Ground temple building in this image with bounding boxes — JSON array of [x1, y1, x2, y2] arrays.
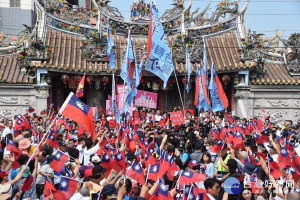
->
[[0, 0, 299, 125]]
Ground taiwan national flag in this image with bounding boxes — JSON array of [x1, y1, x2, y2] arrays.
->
[[57, 116, 65, 125], [44, 176, 57, 196], [46, 131, 59, 149], [268, 155, 284, 179], [178, 170, 206, 184], [76, 74, 85, 98], [210, 140, 224, 154], [115, 150, 126, 170], [13, 114, 27, 131], [253, 132, 269, 144], [232, 131, 244, 149], [50, 150, 69, 173], [190, 186, 209, 200], [144, 151, 157, 167], [101, 153, 114, 175], [148, 164, 165, 181], [126, 161, 145, 185], [54, 177, 78, 200], [40, 109, 48, 115], [6, 138, 22, 159], [158, 178, 173, 200], [170, 112, 185, 125], [27, 106, 35, 113], [21, 175, 33, 191], [59, 92, 96, 140]]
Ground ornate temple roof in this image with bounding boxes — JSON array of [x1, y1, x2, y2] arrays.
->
[[252, 62, 300, 85], [0, 0, 299, 85], [0, 54, 32, 84]]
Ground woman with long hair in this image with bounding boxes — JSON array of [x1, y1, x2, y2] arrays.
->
[[200, 152, 214, 178]]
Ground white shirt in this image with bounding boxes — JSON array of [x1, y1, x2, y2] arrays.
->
[[207, 193, 216, 200], [79, 143, 100, 165], [36, 163, 54, 184], [70, 193, 91, 200], [2, 127, 13, 138], [154, 115, 162, 122]]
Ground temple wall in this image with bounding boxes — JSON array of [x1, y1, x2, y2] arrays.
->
[[235, 85, 300, 125]]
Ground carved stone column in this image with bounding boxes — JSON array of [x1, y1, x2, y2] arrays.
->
[[234, 86, 253, 119], [35, 85, 51, 114]]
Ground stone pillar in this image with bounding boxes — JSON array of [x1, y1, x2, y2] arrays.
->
[[35, 85, 50, 114], [234, 86, 252, 119]]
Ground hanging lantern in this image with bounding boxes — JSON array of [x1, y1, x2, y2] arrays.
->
[[159, 79, 164, 86], [154, 79, 161, 86], [68, 76, 77, 89], [222, 75, 231, 88], [101, 76, 109, 89], [74, 75, 82, 84], [141, 78, 148, 86], [182, 77, 186, 84], [86, 76, 94, 89], [61, 74, 69, 88]]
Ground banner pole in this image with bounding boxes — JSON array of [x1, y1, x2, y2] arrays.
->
[[25, 114, 58, 166], [174, 70, 186, 119]]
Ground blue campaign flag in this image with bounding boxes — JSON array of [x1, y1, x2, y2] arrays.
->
[[121, 32, 137, 89], [107, 20, 115, 69], [135, 50, 145, 88], [112, 74, 121, 123], [145, 0, 174, 88], [198, 68, 211, 111], [120, 33, 130, 83], [208, 63, 225, 112], [186, 46, 192, 93]]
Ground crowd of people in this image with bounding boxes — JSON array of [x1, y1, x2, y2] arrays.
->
[[0, 107, 299, 200]]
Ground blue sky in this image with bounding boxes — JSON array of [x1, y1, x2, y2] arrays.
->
[[109, 0, 300, 39]]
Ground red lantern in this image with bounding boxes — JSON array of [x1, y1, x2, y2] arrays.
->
[[154, 79, 160, 86], [159, 79, 164, 86], [86, 76, 94, 84], [61, 74, 70, 85], [222, 75, 231, 86], [141, 78, 148, 86], [182, 77, 186, 84], [101, 76, 109, 85], [74, 75, 82, 84], [168, 78, 175, 86]]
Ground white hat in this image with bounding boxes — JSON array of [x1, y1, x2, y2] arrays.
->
[[91, 154, 101, 163]]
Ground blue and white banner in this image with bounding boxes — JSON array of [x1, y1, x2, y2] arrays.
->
[[145, 0, 174, 89], [107, 20, 115, 69], [186, 46, 192, 93]]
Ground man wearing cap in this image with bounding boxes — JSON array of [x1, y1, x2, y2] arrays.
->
[[0, 164, 30, 200]]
